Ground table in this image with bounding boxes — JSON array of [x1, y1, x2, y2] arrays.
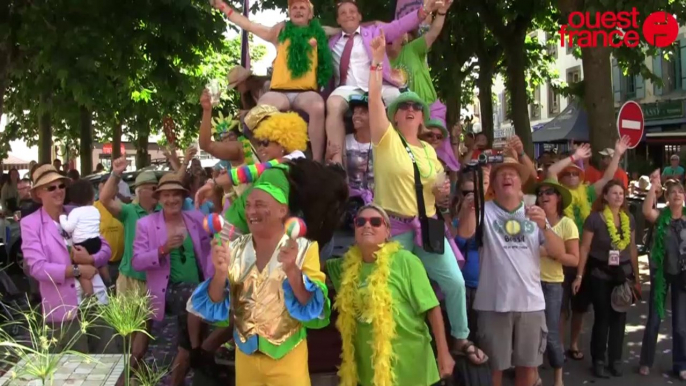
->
[[0, 354, 124, 386]]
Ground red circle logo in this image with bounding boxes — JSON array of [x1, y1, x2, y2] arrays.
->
[[643, 11, 679, 48]]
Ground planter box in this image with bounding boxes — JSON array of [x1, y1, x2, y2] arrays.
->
[[0, 354, 124, 386]]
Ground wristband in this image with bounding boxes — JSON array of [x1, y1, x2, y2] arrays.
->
[[576, 274, 582, 279], [112, 171, 122, 179], [158, 246, 167, 256], [227, 8, 233, 17], [518, 150, 525, 158], [437, 11, 447, 15], [418, 6, 427, 18], [370, 64, 382, 71], [569, 155, 576, 163]]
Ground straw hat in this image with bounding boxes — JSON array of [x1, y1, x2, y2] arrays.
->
[[153, 173, 188, 198], [530, 178, 573, 210], [31, 164, 68, 191], [490, 157, 530, 182], [244, 105, 280, 132], [227, 66, 252, 90]]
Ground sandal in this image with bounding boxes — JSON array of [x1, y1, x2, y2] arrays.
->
[[457, 341, 488, 365], [565, 349, 584, 361]]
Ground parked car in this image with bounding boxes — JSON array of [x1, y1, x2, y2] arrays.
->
[[82, 165, 170, 196]]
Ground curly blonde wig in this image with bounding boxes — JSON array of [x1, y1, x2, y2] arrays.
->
[[253, 112, 309, 153]]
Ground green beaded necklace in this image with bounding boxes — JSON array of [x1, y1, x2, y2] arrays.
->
[[400, 133, 434, 178]]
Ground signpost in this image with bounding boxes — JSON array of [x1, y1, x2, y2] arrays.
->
[[617, 101, 644, 149]]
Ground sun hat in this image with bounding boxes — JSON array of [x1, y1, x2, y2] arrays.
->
[[671, 154, 680, 161], [424, 119, 448, 137], [134, 171, 158, 188], [611, 282, 635, 313], [530, 178, 572, 210], [559, 164, 585, 182], [227, 66, 252, 90], [490, 157, 531, 183], [598, 148, 615, 157], [31, 164, 68, 191], [153, 173, 188, 198], [244, 105, 280, 132], [386, 91, 430, 123], [348, 93, 370, 109]]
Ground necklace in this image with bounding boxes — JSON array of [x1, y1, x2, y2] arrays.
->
[[400, 133, 434, 178], [336, 242, 399, 386], [651, 206, 686, 319], [601, 206, 631, 250]]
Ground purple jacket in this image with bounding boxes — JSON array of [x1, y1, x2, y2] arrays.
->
[[132, 210, 213, 320], [21, 206, 112, 322], [328, 10, 424, 87]]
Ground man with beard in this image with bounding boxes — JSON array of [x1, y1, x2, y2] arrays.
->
[[211, 0, 335, 162]]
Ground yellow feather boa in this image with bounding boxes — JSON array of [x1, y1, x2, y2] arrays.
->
[[602, 206, 632, 250], [564, 184, 592, 232], [335, 241, 399, 386]]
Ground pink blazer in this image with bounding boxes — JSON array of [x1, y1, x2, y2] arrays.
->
[[328, 10, 423, 87], [20, 206, 112, 322], [132, 210, 213, 320]]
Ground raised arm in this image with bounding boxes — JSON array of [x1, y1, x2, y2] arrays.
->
[[423, 0, 451, 47], [212, 0, 282, 44], [505, 135, 537, 184], [100, 156, 127, 218], [643, 169, 662, 223], [380, 0, 435, 43], [547, 144, 591, 180], [368, 31, 391, 145], [198, 90, 244, 161], [322, 25, 342, 37], [591, 136, 630, 194]]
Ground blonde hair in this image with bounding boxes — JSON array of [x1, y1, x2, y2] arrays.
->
[[253, 112, 308, 153]]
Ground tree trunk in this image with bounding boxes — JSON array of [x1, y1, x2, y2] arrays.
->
[[446, 71, 465, 129], [135, 117, 149, 169], [581, 46, 616, 162], [504, 35, 533, 154], [79, 106, 93, 175], [112, 119, 123, 159], [0, 40, 11, 119], [477, 73, 494, 143], [38, 94, 52, 164]]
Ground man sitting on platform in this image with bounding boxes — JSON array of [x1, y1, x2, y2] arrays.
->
[[324, 0, 441, 164]]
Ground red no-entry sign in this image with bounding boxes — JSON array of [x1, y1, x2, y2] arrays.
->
[[617, 101, 644, 149]]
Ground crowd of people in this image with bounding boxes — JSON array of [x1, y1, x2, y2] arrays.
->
[[8, 0, 686, 386]]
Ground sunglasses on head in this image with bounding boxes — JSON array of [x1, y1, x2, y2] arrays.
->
[[397, 102, 423, 112], [45, 183, 66, 192], [354, 216, 384, 228], [537, 188, 557, 197]]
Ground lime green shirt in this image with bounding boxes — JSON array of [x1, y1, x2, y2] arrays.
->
[[118, 203, 158, 281], [326, 249, 440, 386], [390, 37, 437, 105], [169, 235, 200, 284]]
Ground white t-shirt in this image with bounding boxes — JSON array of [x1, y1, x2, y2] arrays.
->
[[345, 134, 374, 191], [53, 221, 108, 305], [473, 201, 546, 313], [59, 206, 101, 244], [284, 150, 306, 160]]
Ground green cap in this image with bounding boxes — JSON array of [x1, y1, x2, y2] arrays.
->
[[386, 91, 430, 123], [424, 119, 448, 137]]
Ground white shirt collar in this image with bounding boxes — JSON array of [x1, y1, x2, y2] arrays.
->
[[343, 27, 361, 37]]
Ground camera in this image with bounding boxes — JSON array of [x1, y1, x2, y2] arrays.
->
[[463, 153, 504, 171]]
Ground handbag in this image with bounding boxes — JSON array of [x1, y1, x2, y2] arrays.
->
[[398, 135, 445, 255]]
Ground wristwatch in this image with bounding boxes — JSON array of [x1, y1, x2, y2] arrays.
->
[[544, 219, 552, 231], [73, 264, 81, 279]]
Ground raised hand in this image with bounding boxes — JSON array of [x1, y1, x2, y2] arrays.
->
[[370, 30, 386, 64], [200, 89, 213, 112], [438, 0, 452, 13], [195, 180, 215, 208], [615, 135, 631, 156], [211, 238, 231, 274], [112, 156, 128, 174], [573, 143, 592, 161], [278, 238, 299, 275], [525, 205, 547, 230], [507, 135, 524, 156]]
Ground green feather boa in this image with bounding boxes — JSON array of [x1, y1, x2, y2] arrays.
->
[[278, 20, 333, 89], [650, 206, 686, 319]]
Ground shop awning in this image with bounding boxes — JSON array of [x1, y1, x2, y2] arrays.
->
[[532, 101, 589, 143], [3, 154, 30, 168]]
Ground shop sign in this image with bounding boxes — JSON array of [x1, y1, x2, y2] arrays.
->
[[642, 100, 684, 121]]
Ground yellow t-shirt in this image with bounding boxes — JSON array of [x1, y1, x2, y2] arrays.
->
[[540, 216, 579, 283], [270, 40, 318, 91], [94, 200, 125, 262], [373, 124, 444, 218]]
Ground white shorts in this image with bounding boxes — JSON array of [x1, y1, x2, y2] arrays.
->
[[329, 85, 400, 105]]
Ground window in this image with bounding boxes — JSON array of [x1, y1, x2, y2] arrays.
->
[[546, 33, 558, 58], [625, 75, 636, 98], [548, 83, 560, 115], [567, 67, 581, 84], [662, 44, 681, 93], [530, 85, 541, 119]]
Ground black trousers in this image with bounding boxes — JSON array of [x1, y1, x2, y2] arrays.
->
[[75, 237, 102, 255], [589, 275, 627, 365]]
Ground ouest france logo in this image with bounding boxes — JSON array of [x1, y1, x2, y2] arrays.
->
[[559, 10, 679, 48]]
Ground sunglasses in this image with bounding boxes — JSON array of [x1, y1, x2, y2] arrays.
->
[[397, 102, 424, 112], [45, 183, 66, 192], [560, 171, 580, 178], [421, 132, 444, 141], [537, 188, 557, 197], [257, 139, 271, 148], [354, 216, 384, 228]]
